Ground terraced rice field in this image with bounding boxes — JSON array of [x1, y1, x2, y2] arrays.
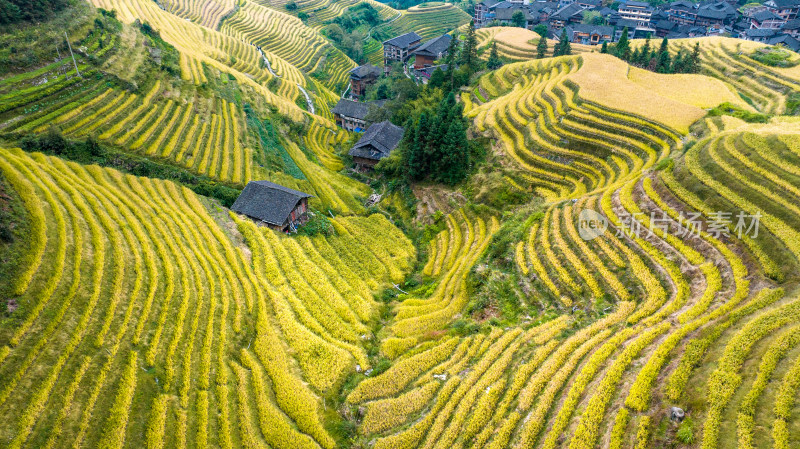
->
[[376, 2, 469, 40], [89, 0, 314, 119], [0, 0, 370, 213], [464, 56, 681, 199], [5, 3, 800, 448], [632, 36, 800, 115], [354, 106, 800, 449], [0, 147, 415, 448], [219, 0, 357, 90], [335, 40, 800, 449], [267, 0, 397, 25], [475, 26, 594, 60], [160, 0, 236, 28]]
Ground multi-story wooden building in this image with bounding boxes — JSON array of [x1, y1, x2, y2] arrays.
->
[[348, 65, 382, 98], [331, 99, 385, 132], [383, 32, 422, 68], [764, 0, 800, 20], [412, 34, 451, 69], [564, 24, 614, 44]]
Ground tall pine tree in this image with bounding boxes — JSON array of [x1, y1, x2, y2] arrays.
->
[[639, 36, 651, 65], [615, 27, 630, 61], [554, 29, 571, 56], [460, 21, 479, 71], [487, 41, 502, 69], [689, 42, 701, 73], [656, 38, 672, 73], [537, 35, 548, 59], [443, 32, 460, 89], [400, 92, 471, 185]]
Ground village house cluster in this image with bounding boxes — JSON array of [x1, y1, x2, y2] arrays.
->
[[474, 0, 800, 50], [329, 29, 455, 169]]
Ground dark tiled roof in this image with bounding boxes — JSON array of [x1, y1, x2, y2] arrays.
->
[[768, 33, 800, 50], [230, 181, 312, 226], [650, 10, 669, 20], [621, 0, 652, 7], [495, 5, 536, 20], [598, 6, 616, 16], [566, 23, 615, 36], [746, 27, 778, 37], [478, 0, 504, 8], [332, 99, 369, 119], [614, 18, 642, 28], [384, 32, 423, 48], [669, 0, 695, 9], [551, 3, 584, 20], [667, 31, 691, 38], [332, 99, 386, 120], [416, 64, 448, 78], [696, 8, 728, 19], [752, 10, 782, 21], [350, 64, 382, 79], [414, 34, 452, 57], [656, 19, 678, 30], [349, 121, 405, 161], [783, 18, 800, 29], [767, 0, 800, 8]]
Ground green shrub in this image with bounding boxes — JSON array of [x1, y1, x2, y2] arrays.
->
[[676, 417, 695, 444], [750, 47, 799, 68], [18, 130, 242, 207], [708, 102, 769, 123]]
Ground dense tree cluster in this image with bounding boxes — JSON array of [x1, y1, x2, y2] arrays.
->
[[323, 3, 381, 63], [512, 10, 526, 28], [0, 0, 72, 25], [553, 29, 571, 57], [427, 20, 484, 92], [332, 3, 380, 31], [604, 30, 700, 74], [382, 92, 472, 185]]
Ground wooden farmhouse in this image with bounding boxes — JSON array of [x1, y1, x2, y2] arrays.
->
[[331, 98, 386, 132], [348, 120, 405, 168], [383, 31, 422, 68], [412, 34, 451, 69], [349, 64, 382, 98], [230, 181, 312, 232]]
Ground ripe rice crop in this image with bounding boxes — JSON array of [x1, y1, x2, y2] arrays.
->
[[0, 148, 414, 447]]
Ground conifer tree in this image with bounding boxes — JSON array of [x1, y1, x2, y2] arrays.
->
[[656, 48, 671, 73], [631, 47, 641, 65], [689, 42, 701, 73], [460, 20, 479, 71], [487, 41, 502, 69], [511, 10, 526, 28], [671, 50, 685, 73], [600, 41, 608, 53], [536, 35, 548, 59], [561, 30, 571, 56], [615, 27, 630, 61], [658, 37, 669, 55], [640, 35, 651, 65], [554, 29, 570, 56]]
